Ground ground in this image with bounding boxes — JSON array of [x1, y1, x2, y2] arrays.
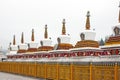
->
[[0, 72, 45, 80]]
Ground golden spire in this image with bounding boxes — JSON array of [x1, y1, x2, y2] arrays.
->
[[21, 32, 24, 43], [13, 35, 16, 45], [119, 2, 120, 23], [62, 19, 66, 35], [31, 29, 34, 41], [85, 11, 90, 30], [44, 24, 48, 39]]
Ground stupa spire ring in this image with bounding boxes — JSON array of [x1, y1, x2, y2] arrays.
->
[[21, 32, 24, 43], [85, 11, 91, 30], [44, 24, 48, 39], [62, 19, 66, 35], [31, 29, 34, 41], [13, 35, 16, 45]]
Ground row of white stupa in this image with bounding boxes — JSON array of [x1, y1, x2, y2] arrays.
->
[[9, 11, 96, 55]]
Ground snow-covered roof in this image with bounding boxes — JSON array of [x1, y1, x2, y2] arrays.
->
[[101, 44, 120, 48], [70, 47, 101, 51], [49, 49, 70, 53]]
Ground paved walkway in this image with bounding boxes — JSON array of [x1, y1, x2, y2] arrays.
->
[[0, 72, 45, 80]]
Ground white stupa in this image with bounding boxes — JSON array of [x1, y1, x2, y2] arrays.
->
[[27, 29, 38, 52], [56, 19, 73, 50], [81, 11, 96, 41], [9, 35, 18, 55], [38, 25, 53, 51], [102, 3, 120, 47], [17, 32, 28, 53], [112, 4, 120, 36], [75, 11, 99, 48]]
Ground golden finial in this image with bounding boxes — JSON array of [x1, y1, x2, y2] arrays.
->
[[118, 2, 120, 23], [21, 32, 24, 43], [62, 19, 66, 35], [85, 11, 90, 30], [31, 29, 34, 41], [13, 35, 16, 45], [44, 24, 48, 39]]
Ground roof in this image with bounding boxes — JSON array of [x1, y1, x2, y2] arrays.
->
[[70, 47, 101, 51]]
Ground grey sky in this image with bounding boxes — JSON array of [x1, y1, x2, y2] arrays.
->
[[0, 0, 119, 49]]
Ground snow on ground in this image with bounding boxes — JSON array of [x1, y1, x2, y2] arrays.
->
[[0, 72, 45, 80]]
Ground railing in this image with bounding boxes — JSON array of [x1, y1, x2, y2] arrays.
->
[[0, 61, 119, 80]]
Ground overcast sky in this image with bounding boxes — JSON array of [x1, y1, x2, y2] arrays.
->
[[0, 0, 119, 49]]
